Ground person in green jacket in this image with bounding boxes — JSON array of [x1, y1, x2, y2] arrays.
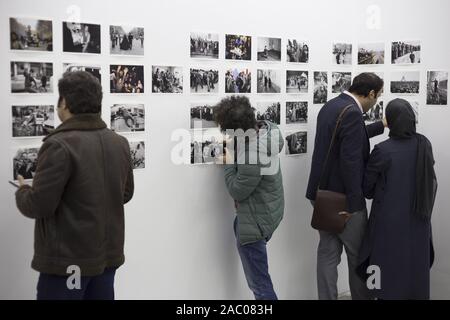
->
[[214, 96, 285, 300]]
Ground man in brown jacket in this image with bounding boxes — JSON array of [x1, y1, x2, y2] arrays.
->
[[15, 71, 134, 300]]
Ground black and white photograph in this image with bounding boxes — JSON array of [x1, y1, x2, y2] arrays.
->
[[190, 68, 219, 94], [313, 71, 328, 104], [190, 32, 219, 59], [391, 41, 421, 64], [129, 141, 145, 169], [13, 147, 39, 180], [10, 61, 53, 93], [62, 22, 101, 54], [190, 130, 225, 165], [286, 101, 308, 124], [152, 66, 183, 93], [358, 43, 385, 65], [286, 70, 308, 94], [257, 69, 281, 93], [427, 71, 448, 105], [285, 131, 307, 155], [332, 72, 352, 93], [363, 101, 383, 124], [390, 71, 420, 94], [225, 68, 251, 93], [110, 65, 144, 94], [111, 104, 145, 133], [254, 102, 281, 124], [225, 34, 252, 60], [63, 63, 101, 83], [12, 105, 54, 138], [110, 25, 144, 55], [333, 43, 352, 65], [286, 39, 309, 63], [190, 103, 218, 129], [257, 37, 281, 62], [10, 17, 52, 51]]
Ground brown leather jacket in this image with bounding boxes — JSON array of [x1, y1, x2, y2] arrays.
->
[[15, 114, 134, 276]]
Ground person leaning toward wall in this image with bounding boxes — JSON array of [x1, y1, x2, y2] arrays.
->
[[14, 71, 134, 300], [356, 98, 437, 300], [213, 96, 285, 300]]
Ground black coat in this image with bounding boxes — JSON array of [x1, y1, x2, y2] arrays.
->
[[306, 93, 385, 213], [357, 137, 434, 299]]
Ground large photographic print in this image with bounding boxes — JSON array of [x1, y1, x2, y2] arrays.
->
[[255, 102, 281, 125], [285, 131, 307, 155], [313, 71, 328, 104], [63, 63, 101, 82], [286, 101, 308, 124], [111, 104, 145, 133], [10, 17, 52, 51], [225, 68, 251, 93], [257, 69, 281, 93], [287, 39, 309, 63], [390, 71, 420, 94], [10, 61, 53, 94], [152, 66, 183, 93], [13, 147, 40, 180], [190, 68, 219, 94], [63, 22, 101, 54], [110, 25, 144, 56], [190, 32, 219, 59], [286, 70, 308, 94], [391, 41, 421, 64], [110, 65, 144, 94], [12, 105, 54, 138], [225, 34, 252, 60], [257, 37, 281, 62], [427, 71, 448, 105]]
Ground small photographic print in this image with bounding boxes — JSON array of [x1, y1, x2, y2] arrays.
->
[[255, 102, 281, 125], [225, 34, 252, 60], [63, 63, 101, 83], [190, 129, 225, 165], [13, 147, 40, 180], [332, 72, 352, 93], [426, 71, 448, 105], [287, 39, 309, 63], [285, 131, 307, 155], [152, 66, 183, 93], [286, 70, 308, 94], [190, 103, 218, 129], [12, 105, 54, 138], [63, 21, 101, 54], [390, 71, 420, 94], [110, 65, 144, 94], [333, 43, 352, 65], [110, 25, 144, 55], [257, 69, 281, 93], [190, 68, 219, 94], [10, 17, 52, 51], [257, 37, 281, 62], [286, 101, 308, 124], [111, 104, 145, 133], [358, 43, 385, 65], [129, 141, 145, 169], [363, 101, 383, 124], [190, 32, 219, 59], [313, 71, 328, 104], [391, 41, 421, 64], [10, 61, 53, 94], [225, 68, 251, 93]]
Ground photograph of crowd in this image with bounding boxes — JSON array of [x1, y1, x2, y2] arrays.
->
[[225, 34, 252, 60], [332, 72, 352, 93], [287, 39, 309, 63], [225, 68, 251, 93], [190, 68, 219, 94], [63, 22, 101, 54], [11, 61, 53, 93], [110, 65, 144, 94], [363, 101, 383, 124], [63, 63, 101, 83], [190, 104, 218, 129], [427, 71, 448, 105], [10, 17, 52, 51], [286, 70, 308, 93], [110, 25, 144, 55], [111, 104, 145, 133], [257, 69, 281, 93], [190, 32, 219, 59], [257, 37, 281, 62], [358, 43, 385, 64], [12, 105, 54, 138], [254, 102, 281, 125], [129, 141, 145, 169], [390, 71, 420, 94], [286, 101, 308, 124], [190, 130, 224, 165], [13, 147, 39, 180], [333, 43, 352, 65], [313, 71, 328, 104], [152, 66, 183, 93], [285, 131, 307, 155], [391, 41, 421, 64]]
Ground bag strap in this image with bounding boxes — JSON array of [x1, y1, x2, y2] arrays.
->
[[318, 104, 354, 190]]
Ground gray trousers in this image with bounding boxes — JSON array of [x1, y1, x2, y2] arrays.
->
[[313, 202, 370, 300]]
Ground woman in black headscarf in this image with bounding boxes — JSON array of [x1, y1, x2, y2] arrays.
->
[[357, 98, 437, 300]]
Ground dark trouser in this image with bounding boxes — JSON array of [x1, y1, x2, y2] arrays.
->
[[37, 267, 117, 300], [233, 217, 277, 300], [315, 209, 370, 300]]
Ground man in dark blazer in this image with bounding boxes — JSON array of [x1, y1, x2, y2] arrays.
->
[[306, 73, 386, 300]]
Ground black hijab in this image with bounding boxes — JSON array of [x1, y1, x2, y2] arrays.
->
[[386, 99, 437, 220]]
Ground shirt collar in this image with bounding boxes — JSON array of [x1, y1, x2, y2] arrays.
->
[[343, 91, 363, 113]]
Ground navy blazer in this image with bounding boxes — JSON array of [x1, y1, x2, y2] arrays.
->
[[306, 93, 385, 213]]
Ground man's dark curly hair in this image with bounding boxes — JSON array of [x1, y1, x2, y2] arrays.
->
[[58, 71, 102, 114], [214, 95, 256, 131]]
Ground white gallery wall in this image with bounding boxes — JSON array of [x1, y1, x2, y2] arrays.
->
[[0, 0, 449, 299]]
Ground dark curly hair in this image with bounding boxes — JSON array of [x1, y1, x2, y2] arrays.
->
[[214, 96, 256, 131], [58, 71, 102, 114]]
